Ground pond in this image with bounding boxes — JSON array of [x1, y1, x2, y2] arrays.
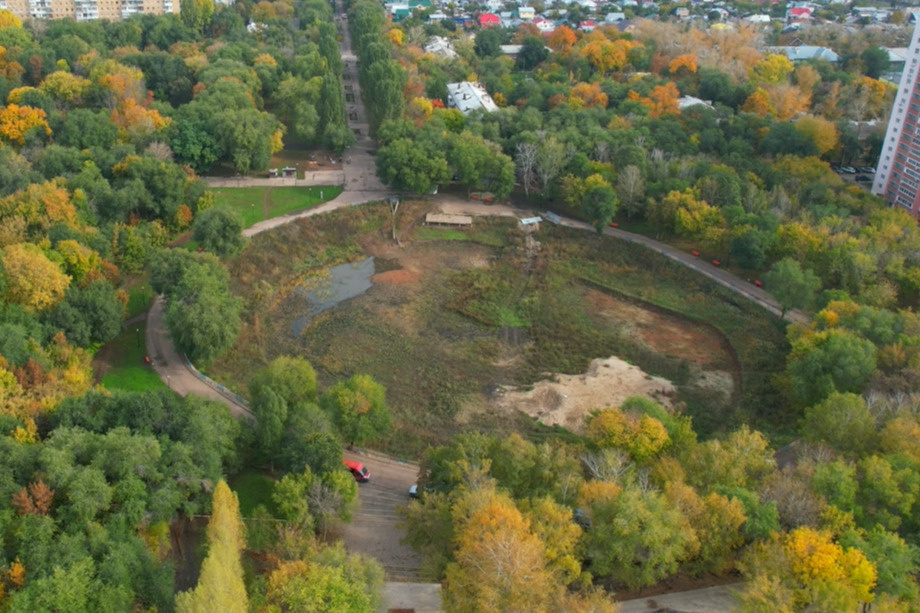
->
[[292, 257, 377, 336]]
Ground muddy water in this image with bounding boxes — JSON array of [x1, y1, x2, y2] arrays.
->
[[292, 257, 376, 336]]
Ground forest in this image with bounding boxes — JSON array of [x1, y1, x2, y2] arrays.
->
[[0, 0, 388, 610]]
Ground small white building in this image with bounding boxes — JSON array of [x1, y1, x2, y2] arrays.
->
[[447, 82, 499, 115], [605, 11, 626, 22], [518, 6, 535, 19], [425, 36, 458, 59]]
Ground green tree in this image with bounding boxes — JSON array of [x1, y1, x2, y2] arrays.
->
[[582, 484, 696, 588], [250, 356, 318, 406], [376, 138, 449, 195], [763, 258, 821, 318], [583, 184, 618, 232], [320, 374, 391, 446], [786, 330, 877, 407], [516, 36, 548, 71], [861, 46, 889, 80], [800, 392, 878, 456], [45, 280, 123, 347], [163, 261, 242, 363], [175, 481, 248, 613], [474, 28, 503, 58], [193, 207, 245, 256]]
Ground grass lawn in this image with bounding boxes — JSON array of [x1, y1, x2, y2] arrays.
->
[[414, 227, 471, 242], [100, 324, 165, 392], [126, 282, 154, 319], [210, 186, 343, 228], [231, 470, 278, 517]]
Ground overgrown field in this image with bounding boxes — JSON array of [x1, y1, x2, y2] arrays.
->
[[210, 202, 788, 456]]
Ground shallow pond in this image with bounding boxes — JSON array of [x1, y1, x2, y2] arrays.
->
[[292, 257, 394, 336]]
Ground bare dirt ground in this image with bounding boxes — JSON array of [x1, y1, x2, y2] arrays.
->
[[493, 356, 677, 434]]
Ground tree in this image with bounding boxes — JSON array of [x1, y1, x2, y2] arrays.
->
[[320, 374, 391, 446], [800, 393, 877, 456], [1, 243, 70, 311], [794, 116, 838, 156], [375, 138, 449, 195], [250, 356, 318, 406], [193, 207, 245, 256], [751, 54, 794, 85], [162, 259, 242, 363], [445, 493, 557, 612], [786, 330, 878, 407], [547, 25, 577, 53], [175, 481, 248, 613], [0, 104, 50, 146], [474, 28, 503, 58], [516, 36, 548, 71], [616, 165, 646, 219], [738, 527, 877, 610], [535, 136, 567, 194], [763, 258, 821, 318], [861, 46, 889, 80], [45, 280, 124, 347], [581, 484, 696, 589], [515, 141, 538, 196]]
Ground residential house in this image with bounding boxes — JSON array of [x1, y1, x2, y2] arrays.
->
[[770, 45, 839, 63], [605, 11, 626, 22], [447, 82, 500, 115], [478, 12, 500, 26], [579, 19, 596, 31], [518, 5, 535, 19]]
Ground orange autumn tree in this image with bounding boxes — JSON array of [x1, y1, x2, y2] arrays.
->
[[741, 87, 773, 117], [110, 97, 171, 143], [768, 84, 810, 121], [568, 82, 608, 109], [630, 82, 680, 118], [0, 104, 50, 146], [548, 25, 577, 52], [668, 53, 697, 76]]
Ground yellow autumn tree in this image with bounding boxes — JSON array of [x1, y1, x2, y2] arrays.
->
[[751, 53, 794, 85], [1, 243, 71, 311], [38, 71, 91, 106], [445, 494, 557, 613], [55, 240, 102, 285], [582, 39, 637, 73], [0, 104, 50, 146], [587, 407, 670, 462], [385, 28, 405, 46], [0, 8, 22, 28], [739, 527, 877, 610], [795, 116, 838, 155], [175, 481, 248, 613]]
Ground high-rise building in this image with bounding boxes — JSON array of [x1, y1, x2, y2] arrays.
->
[[874, 20, 920, 216], [0, 0, 179, 21]]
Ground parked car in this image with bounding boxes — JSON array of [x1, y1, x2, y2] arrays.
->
[[855, 175, 873, 183], [840, 166, 857, 174], [344, 459, 370, 482], [859, 166, 875, 174], [409, 485, 419, 498]]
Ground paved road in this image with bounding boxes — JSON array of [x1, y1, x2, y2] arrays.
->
[[618, 584, 740, 613]]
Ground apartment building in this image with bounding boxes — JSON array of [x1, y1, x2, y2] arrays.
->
[[0, 0, 178, 21], [874, 20, 920, 216]]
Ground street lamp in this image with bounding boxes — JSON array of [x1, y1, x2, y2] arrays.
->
[[136, 327, 140, 348]]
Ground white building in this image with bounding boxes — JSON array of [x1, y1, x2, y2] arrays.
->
[[874, 19, 920, 216], [446, 82, 499, 115]]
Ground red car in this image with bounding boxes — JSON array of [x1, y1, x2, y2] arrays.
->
[[344, 459, 370, 482]]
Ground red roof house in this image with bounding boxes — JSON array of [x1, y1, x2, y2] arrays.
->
[[478, 13, 500, 27]]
